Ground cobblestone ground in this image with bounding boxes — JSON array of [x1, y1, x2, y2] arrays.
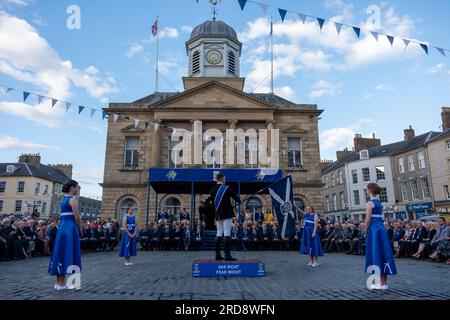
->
[[0, 251, 449, 300]]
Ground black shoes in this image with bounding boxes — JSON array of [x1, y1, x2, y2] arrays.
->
[[224, 236, 237, 261], [215, 236, 224, 260]]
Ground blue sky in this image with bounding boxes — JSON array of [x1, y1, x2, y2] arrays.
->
[[0, 0, 449, 198]]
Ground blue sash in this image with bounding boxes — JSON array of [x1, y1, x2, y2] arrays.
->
[[214, 184, 229, 213]]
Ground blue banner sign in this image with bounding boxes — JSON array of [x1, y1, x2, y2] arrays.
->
[[406, 202, 433, 212], [192, 259, 265, 277]]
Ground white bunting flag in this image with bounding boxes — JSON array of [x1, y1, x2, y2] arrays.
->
[[134, 119, 140, 128], [370, 31, 379, 41], [65, 102, 71, 111], [335, 22, 344, 35], [113, 114, 120, 122], [90, 108, 97, 118], [298, 13, 307, 24]]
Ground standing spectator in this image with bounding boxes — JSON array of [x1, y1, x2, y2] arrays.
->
[[180, 208, 190, 223], [139, 225, 151, 251], [264, 209, 273, 226], [192, 224, 203, 251], [345, 224, 359, 254], [150, 224, 161, 251], [255, 209, 264, 224], [94, 225, 106, 251], [105, 223, 118, 251]]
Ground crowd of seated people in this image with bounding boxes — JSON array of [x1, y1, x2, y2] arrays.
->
[[0, 212, 121, 261], [321, 216, 449, 264]]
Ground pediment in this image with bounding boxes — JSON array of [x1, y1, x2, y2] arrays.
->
[[150, 81, 277, 110], [121, 124, 145, 133], [283, 124, 307, 134]]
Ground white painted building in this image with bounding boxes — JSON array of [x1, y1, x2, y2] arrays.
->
[[344, 149, 396, 221]]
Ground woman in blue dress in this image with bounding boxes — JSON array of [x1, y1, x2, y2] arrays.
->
[[48, 180, 81, 291], [300, 207, 323, 267], [119, 207, 137, 265], [365, 183, 397, 290]]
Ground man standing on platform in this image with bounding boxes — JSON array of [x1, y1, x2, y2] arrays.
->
[[210, 173, 241, 261]]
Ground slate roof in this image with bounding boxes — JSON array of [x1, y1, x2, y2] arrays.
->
[[322, 131, 441, 175], [426, 128, 450, 143], [0, 162, 70, 184]]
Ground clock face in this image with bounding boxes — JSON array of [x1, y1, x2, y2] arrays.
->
[[206, 50, 223, 65]]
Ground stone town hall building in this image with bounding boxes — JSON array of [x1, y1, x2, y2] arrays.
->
[[101, 20, 324, 226]]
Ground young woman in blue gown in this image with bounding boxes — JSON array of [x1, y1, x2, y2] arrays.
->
[[364, 183, 397, 290], [119, 207, 137, 265], [300, 207, 324, 267], [48, 180, 82, 291]]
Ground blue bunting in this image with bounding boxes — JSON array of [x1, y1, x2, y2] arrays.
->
[[238, 0, 247, 11], [278, 8, 287, 22]]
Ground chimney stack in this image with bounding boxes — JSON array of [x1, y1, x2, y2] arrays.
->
[[353, 134, 381, 153], [48, 164, 73, 179], [336, 147, 353, 161], [404, 125, 415, 141], [18, 154, 41, 166], [320, 160, 333, 171], [442, 107, 450, 132]]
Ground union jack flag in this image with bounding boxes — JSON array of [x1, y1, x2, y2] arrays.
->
[[152, 18, 158, 37]]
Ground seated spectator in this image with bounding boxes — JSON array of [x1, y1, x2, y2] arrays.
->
[[94, 225, 106, 251], [345, 223, 359, 254], [0, 218, 23, 260], [180, 208, 190, 223], [251, 223, 260, 250], [161, 222, 173, 251], [289, 224, 302, 251], [240, 223, 251, 251], [392, 221, 406, 254], [323, 223, 338, 253], [105, 224, 118, 251], [430, 217, 449, 263], [231, 223, 240, 250], [14, 221, 31, 258], [36, 221, 50, 256], [150, 224, 161, 251], [183, 222, 191, 251], [271, 224, 281, 251], [192, 224, 203, 251], [264, 209, 273, 226], [407, 220, 427, 257], [139, 225, 151, 251], [260, 222, 271, 251]]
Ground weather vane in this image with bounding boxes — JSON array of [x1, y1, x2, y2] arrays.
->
[[209, 0, 220, 21]]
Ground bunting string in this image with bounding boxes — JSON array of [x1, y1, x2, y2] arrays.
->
[[233, 0, 449, 56]]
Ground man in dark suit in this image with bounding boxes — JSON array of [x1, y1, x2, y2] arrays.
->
[[210, 173, 241, 260]]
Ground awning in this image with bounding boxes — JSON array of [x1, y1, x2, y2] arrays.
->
[[148, 168, 283, 194]]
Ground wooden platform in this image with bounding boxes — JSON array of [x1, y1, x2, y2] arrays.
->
[[192, 259, 265, 277]]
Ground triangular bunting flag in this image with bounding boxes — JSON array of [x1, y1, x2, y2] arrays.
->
[[278, 9, 287, 22], [353, 26, 361, 38], [154, 123, 159, 131], [37, 95, 45, 104], [402, 39, 410, 53], [144, 122, 150, 130], [23, 91, 30, 102], [435, 47, 446, 56], [238, 0, 247, 11], [386, 35, 394, 46], [334, 22, 343, 35], [317, 18, 325, 31], [51, 99, 58, 108], [370, 31, 379, 41], [298, 13, 307, 24], [113, 114, 120, 122], [134, 119, 140, 128], [102, 111, 108, 120], [420, 43, 428, 55], [125, 116, 130, 121], [258, 3, 268, 14], [6, 88, 13, 93], [78, 106, 85, 114], [90, 108, 97, 118], [65, 102, 71, 111]]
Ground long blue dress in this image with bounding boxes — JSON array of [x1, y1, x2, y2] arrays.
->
[[48, 195, 81, 275], [119, 215, 137, 257], [300, 213, 324, 257], [365, 199, 397, 275]]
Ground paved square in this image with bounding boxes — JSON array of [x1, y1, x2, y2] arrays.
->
[[0, 251, 449, 300]]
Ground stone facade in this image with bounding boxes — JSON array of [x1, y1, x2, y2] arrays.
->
[[101, 21, 324, 227]]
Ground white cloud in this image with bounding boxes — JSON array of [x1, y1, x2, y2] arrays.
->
[[375, 83, 395, 91], [126, 43, 143, 58], [364, 93, 373, 99], [424, 63, 450, 75], [0, 101, 63, 127], [320, 118, 377, 152], [159, 27, 179, 39], [309, 80, 343, 99], [1, 0, 32, 6], [181, 26, 193, 33], [0, 135, 58, 150], [0, 11, 119, 125]]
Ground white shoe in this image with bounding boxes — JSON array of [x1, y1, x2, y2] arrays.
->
[[311, 263, 319, 267], [54, 284, 67, 291], [380, 285, 388, 290], [307, 262, 312, 266], [369, 284, 382, 290], [125, 262, 134, 266]]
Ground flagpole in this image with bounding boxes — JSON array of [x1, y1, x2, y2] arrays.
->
[[155, 16, 159, 93], [270, 16, 274, 94]]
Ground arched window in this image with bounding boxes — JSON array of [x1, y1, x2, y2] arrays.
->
[[118, 197, 138, 221], [192, 50, 200, 75], [245, 197, 262, 219], [294, 197, 305, 221], [227, 51, 236, 75], [164, 197, 181, 215]]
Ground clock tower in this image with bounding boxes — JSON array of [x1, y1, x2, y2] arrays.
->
[[185, 20, 242, 78]]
